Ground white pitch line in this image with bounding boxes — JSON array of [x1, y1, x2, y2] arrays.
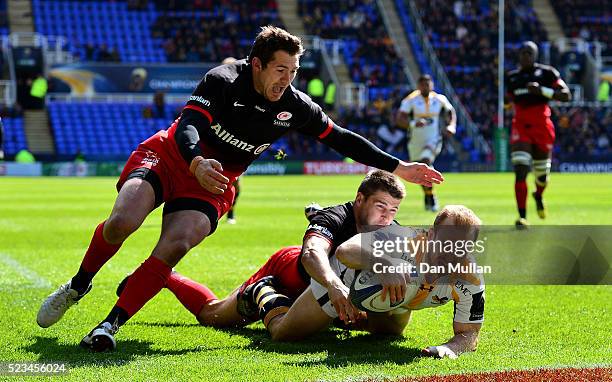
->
[[0, 252, 52, 289]]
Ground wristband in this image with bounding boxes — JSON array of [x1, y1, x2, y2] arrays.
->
[[409, 120, 417, 128], [541, 87, 554, 99], [189, 156, 205, 174]]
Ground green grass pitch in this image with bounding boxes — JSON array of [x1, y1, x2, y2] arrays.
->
[[0, 173, 610, 381]]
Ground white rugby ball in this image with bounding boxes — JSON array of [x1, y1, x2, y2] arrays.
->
[[349, 258, 418, 313]]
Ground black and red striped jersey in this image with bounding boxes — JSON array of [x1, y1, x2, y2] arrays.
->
[[505, 63, 562, 108], [167, 59, 332, 173]]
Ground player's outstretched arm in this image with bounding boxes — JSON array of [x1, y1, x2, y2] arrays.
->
[[422, 322, 481, 359]]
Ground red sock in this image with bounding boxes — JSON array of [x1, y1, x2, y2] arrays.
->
[[515, 180, 527, 212], [535, 184, 546, 196], [116, 256, 172, 318], [81, 221, 122, 273], [166, 272, 218, 317]]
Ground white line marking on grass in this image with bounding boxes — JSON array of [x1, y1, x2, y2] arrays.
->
[[0, 252, 52, 289]]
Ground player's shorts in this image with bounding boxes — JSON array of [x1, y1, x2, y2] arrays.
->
[[310, 256, 356, 318], [239, 246, 310, 300], [408, 131, 442, 162], [510, 115, 555, 153], [117, 130, 240, 234]]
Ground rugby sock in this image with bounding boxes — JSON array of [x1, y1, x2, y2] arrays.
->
[[422, 186, 434, 195], [253, 282, 292, 328], [535, 184, 546, 197], [227, 208, 235, 220], [515, 181, 527, 218], [71, 221, 122, 293], [166, 272, 218, 317], [112, 256, 172, 323]]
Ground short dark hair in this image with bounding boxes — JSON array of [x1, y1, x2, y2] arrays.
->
[[357, 170, 406, 200], [248, 26, 304, 68], [418, 74, 433, 83]]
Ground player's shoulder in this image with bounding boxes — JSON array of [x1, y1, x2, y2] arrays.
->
[[318, 201, 353, 221], [452, 269, 486, 296], [204, 59, 247, 85], [403, 90, 421, 102], [506, 68, 521, 77], [281, 85, 321, 114], [535, 63, 560, 77], [433, 91, 450, 103]]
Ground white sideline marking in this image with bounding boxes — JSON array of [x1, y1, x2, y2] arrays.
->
[[0, 252, 52, 289]]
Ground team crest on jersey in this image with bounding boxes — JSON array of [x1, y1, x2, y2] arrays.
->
[[277, 111, 292, 121], [141, 151, 159, 166]]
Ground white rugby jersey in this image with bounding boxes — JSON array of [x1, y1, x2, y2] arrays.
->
[[398, 90, 456, 135]]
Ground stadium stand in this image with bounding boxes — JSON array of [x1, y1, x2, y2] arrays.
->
[[554, 104, 612, 160], [1, 112, 28, 156], [299, 0, 408, 96], [551, 0, 611, 56], [0, 0, 8, 37], [151, 0, 283, 63], [397, 0, 548, 139], [32, 0, 166, 62]]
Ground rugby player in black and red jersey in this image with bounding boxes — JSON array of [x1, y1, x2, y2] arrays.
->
[[36, 27, 443, 352], [116, 170, 405, 330], [505, 41, 571, 228]]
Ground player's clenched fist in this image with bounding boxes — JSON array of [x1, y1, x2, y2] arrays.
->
[[189, 156, 230, 194]]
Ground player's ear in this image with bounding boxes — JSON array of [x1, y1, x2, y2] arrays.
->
[[355, 192, 364, 205], [252, 57, 262, 72]]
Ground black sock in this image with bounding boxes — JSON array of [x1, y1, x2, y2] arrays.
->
[[227, 209, 234, 219], [518, 208, 526, 219], [102, 306, 130, 327], [71, 266, 95, 295]]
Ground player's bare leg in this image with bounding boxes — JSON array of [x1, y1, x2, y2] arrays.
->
[[531, 147, 552, 219], [511, 142, 532, 228], [265, 287, 332, 342], [197, 287, 253, 327], [37, 178, 157, 328], [83, 209, 212, 351]]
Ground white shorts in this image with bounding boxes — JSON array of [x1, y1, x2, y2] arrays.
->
[[408, 131, 442, 162], [310, 256, 356, 318]]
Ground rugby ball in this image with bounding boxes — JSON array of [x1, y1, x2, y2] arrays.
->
[[349, 258, 419, 313]]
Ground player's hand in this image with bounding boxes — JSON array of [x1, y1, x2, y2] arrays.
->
[[393, 161, 444, 187], [527, 82, 541, 95], [421, 345, 458, 359], [190, 157, 230, 194], [328, 278, 359, 324], [379, 266, 410, 304]]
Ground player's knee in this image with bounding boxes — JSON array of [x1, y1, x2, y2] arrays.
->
[[104, 214, 138, 244], [533, 159, 551, 185], [166, 238, 194, 258]]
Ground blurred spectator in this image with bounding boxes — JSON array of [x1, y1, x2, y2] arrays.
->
[[597, 80, 610, 102], [307, 76, 325, 105], [324, 81, 336, 111], [29, 73, 48, 110], [152, 91, 166, 119]]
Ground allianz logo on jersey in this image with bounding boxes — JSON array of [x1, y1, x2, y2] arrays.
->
[[189, 96, 211, 107], [211, 123, 270, 155]]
